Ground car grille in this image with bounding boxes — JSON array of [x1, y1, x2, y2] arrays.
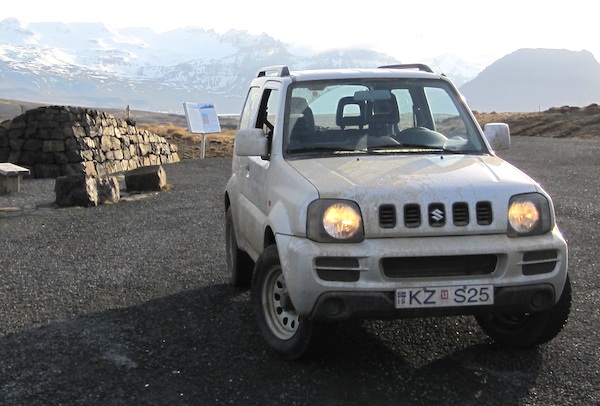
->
[[452, 202, 469, 226], [476, 202, 493, 225], [382, 254, 498, 278], [521, 250, 559, 275], [403, 204, 421, 228], [379, 204, 396, 228], [315, 257, 361, 282], [379, 201, 493, 228], [314, 252, 557, 281]]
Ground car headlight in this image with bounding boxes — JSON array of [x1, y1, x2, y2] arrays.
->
[[507, 193, 552, 237], [307, 199, 364, 242]]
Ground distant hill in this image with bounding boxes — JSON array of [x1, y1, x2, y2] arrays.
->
[[460, 49, 600, 112], [475, 104, 600, 139]]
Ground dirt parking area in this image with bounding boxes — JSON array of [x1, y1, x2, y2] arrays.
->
[[1, 137, 599, 405]]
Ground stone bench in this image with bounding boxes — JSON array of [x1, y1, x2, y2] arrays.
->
[[0, 163, 30, 194]]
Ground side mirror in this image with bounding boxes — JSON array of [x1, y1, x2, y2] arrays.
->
[[483, 123, 510, 151], [234, 128, 269, 157]]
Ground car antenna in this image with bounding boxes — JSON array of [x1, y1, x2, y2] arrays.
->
[[432, 57, 445, 77]]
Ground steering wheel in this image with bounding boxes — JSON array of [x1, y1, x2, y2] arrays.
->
[[394, 127, 448, 147]]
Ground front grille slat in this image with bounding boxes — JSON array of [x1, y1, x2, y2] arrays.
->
[[315, 257, 361, 282], [522, 262, 557, 275], [452, 202, 469, 226], [404, 204, 421, 228], [315, 257, 360, 268], [379, 204, 396, 228], [522, 250, 559, 275], [523, 250, 558, 262], [476, 201, 493, 225]]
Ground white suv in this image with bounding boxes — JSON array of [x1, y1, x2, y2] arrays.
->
[[224, 64, 570, 359]]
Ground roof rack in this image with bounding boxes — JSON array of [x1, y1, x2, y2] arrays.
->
[[257, 65, 290, 78], [378, 64, 434, 73]]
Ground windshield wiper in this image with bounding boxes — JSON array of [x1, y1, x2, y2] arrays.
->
[[287, 146, 364, 154], [368, 144, 465, 154]]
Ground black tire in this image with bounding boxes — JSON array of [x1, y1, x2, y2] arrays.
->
[[251, 245, 318, 360], [475, 275, 572, 347], [225, 207, 254, 287]]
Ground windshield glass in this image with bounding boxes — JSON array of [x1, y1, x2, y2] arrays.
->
[[284, 79, 486, 158]]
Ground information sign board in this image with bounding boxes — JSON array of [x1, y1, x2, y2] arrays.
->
[[183, 102, 222, 134], [183, 102, 222, 158]]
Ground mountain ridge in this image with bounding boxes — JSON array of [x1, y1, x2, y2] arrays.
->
[[1, 19, 598, 114], [0, 18, 405, 113], [0, 18, 490, 114]]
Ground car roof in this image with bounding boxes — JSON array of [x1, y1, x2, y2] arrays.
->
[[290, 68, 439, 82], [253, 64, 442, 83]]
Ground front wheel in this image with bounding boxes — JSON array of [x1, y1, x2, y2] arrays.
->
[[475, 275, 572, 347], [251, 245, 318, 360]]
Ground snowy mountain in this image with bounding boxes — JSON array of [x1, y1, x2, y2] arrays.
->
[[421, 53, 498, 87], [0, 18, 485, 114]]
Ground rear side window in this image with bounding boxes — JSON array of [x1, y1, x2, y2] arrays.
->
[[239, 87, 261, 130]]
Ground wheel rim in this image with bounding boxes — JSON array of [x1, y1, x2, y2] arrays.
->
[[262, 264, 300, 340]]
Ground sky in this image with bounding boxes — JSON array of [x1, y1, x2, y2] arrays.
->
[[2, 0, 599, 63]]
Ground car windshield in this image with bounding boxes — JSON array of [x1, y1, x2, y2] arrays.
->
[[284, 79, 487, 158]]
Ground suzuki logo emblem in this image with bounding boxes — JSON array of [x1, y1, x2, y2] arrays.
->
[[431, 209, 444, 222], [429, 204, 446, 226]]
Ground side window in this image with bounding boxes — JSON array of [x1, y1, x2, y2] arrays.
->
[[425, 87, 467, 137], [239, 87, 261, 130], [257, 89, 279, 156], [257, 88, 279, 136]]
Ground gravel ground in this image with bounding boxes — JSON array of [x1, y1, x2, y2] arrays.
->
[[1, 137, 599, 405]]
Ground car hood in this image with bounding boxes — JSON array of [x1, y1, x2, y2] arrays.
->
[[287, 154, 540, 236]]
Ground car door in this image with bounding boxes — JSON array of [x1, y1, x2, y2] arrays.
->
[[236, 83, 281, 258]]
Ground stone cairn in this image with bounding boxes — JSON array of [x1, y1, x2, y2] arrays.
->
[[0, 106, 180, 207], [0, 105, 180, 178]]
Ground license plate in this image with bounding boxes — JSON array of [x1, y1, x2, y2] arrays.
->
[[395, 284, 494, 309]]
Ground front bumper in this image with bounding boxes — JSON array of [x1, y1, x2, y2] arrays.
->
[[275, 228, 568, 321]]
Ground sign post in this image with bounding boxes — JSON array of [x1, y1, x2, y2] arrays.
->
[[183, 102, 222, 159]]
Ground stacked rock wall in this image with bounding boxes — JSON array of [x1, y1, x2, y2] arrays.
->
[[0, 106, 179, 178]]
